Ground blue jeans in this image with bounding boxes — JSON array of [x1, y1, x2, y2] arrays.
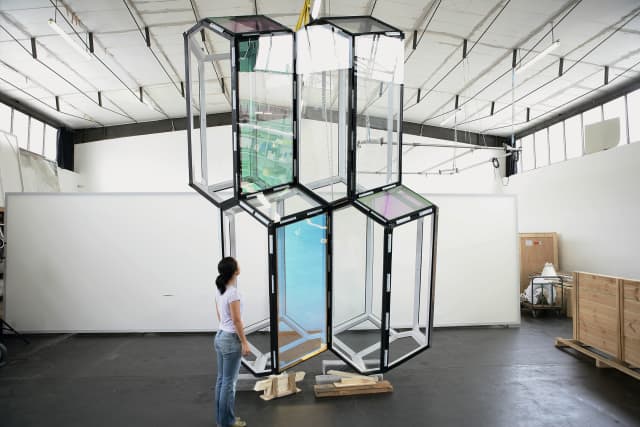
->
[[215, 331, 242, 427]]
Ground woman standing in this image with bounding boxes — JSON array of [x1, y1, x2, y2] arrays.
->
[[214, 257, 250, 427]]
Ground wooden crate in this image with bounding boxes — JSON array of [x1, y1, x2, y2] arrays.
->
[[519, 233, 559, 293], [622, 279, 640, 368], [573, 272, 621, 359]]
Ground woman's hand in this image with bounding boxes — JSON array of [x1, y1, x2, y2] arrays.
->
[[241, 340, 250, 356]]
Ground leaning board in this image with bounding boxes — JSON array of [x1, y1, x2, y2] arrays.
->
[[4, 192, 519, 332]]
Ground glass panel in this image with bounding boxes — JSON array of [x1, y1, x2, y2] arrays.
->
[[332, 206, 383, 373], [355, 34, 403, 192], [187, 29, 234, 206], [12, 110, 29, 149], [19, 149, 60, 192], [0, 103, 11, 133], [389, 214, 434, 367], [603, 97, 627, 146], [564, 115, 582, 159], [358, 185, 432, 221], [534, 130, 549, 168], [222, 207, 272, 375], [244, 187, 321, 222], [210, 16, 288, 34], [238, 34, 294, 194], [29, 118, 44, 155], [515, 138, 522, 173], [548, 122, 564, 164], [521, 134, 534, 171], [297, 25, 351, 202], [628, 89, 640, 143], [325, 17, 396, 34], [44, 125, 58, 161], [276, 214, 327, 369]]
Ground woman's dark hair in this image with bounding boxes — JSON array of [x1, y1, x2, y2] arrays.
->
[[216, 257, 238, 295]]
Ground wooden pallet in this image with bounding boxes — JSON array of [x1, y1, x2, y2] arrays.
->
[[314, 370, 393, 398], [555, 338, 640, 381]]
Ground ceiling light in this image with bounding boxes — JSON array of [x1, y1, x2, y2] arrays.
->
[[515, 40, 560, 76], [48, 19, 92, 60], [310, 0, 322, 20]]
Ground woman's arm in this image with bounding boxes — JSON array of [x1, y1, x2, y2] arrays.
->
[[230, 300, 250, 356], [215, 303, 221, 322]]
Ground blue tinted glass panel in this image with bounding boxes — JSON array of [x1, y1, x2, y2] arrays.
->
[[276, 213, 327, 368]]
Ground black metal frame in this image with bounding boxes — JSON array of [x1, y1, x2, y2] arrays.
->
[[184, 16, 297, 208], [186, 15, 439, 376]]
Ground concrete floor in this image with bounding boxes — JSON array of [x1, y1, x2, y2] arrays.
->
[[1, 317, 639, 427]]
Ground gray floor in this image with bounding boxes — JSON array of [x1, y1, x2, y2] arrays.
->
[[1, 317, 639, 427]]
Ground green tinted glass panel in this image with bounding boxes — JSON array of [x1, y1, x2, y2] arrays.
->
[[238, 35, 294, 194]]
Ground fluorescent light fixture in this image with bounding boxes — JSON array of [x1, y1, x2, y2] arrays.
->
[[515, 40, 560, 76], [311, 0, 322, 20], [48, 19, 92, 60]]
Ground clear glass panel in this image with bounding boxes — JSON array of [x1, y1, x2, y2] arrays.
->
[[389, 214, 434, 367], [548, 122, 564, 164], [521, 134, 534, 171], [628, 89, 640, 143], [515, 138, 522, 173], [332, 206, 383, 373], [358, 185, 432, 222], [222, 207, 272, 375], [244, 186, 321, 222], [12, 110, 29, 149], [19, 149, 60, 192], [29, 118, 44, 155], [355, 34, 403, 192], [603, 97, 627, 146], [187, 29, 233, 206], [534, 130, 549, 168], [297, 25, 351, 202], [0, 103, 11, 133], [564, 115, 583, 159], [44, 125, 58, 161], [210, 16, 288, 34], [276, 214, 327, 369], [238, 34, 294, 194], [325, 17, 396, 35]]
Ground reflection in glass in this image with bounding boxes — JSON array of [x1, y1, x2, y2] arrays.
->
[[332, 206, 383, 373], [297, 24, 351, 202], [238, 35, 294, 194], [358, 185, 432, 221], [276, 214, 327, 369], [354, 34, 403, 192], [389, 216, 434, 366]]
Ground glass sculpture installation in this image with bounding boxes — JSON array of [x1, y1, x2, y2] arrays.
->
[[185, 15, 437, 376]]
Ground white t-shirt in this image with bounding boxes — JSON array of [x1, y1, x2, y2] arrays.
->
[[215, 285, 243, 333]]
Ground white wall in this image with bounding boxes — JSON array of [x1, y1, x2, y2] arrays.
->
[[74, 124, 506, 194], [4, 192, 519, 332], [506, 141, 640, 279]]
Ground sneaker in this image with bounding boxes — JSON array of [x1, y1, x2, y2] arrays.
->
[[231, 418, 247, 427]]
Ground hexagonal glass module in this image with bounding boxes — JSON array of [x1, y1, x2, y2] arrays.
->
[[296, 24, 351, 203], [185, 15, 295, 208], [221, 185, 329, 375], [332, 186, 437, 374], [310, 17, 405, 197]]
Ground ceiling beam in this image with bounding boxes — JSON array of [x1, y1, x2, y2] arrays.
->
[[72, 112, 508, 147], [0, 90, 65, 128]]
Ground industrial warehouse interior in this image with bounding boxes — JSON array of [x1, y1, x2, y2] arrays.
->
[[1, 0, 640, 426]]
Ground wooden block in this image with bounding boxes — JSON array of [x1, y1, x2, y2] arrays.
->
[[334, 377, 377, 387], [595, 359, 613, 369], [314, 381, 393, 398]]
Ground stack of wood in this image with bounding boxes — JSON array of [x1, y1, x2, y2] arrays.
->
[[313, 370, 393, 398], [253, 372, 305, 401]]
